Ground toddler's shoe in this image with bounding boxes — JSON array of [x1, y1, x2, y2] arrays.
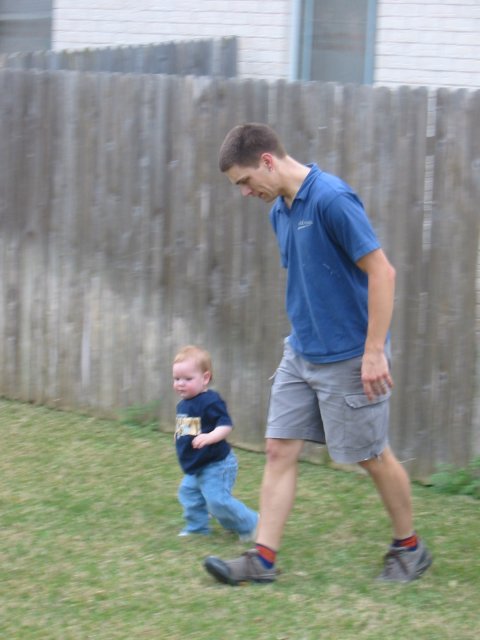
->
[[238, 517, 259, 542], [178, 529, 209, 537]]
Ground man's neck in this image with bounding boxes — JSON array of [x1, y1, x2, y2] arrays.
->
[[278, 156, 311, 208]]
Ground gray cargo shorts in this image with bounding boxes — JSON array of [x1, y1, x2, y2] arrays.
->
[[266, 340, 391, 464]]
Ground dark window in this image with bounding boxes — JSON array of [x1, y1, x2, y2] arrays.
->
[[296, 0, 376, 84], [0, 0, 52, 54]]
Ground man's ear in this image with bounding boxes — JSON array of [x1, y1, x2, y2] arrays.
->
[[260, 152, 274, 171]]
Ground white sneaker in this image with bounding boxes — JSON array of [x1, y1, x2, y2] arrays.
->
[[238, 519, 258, 542], [178, 529, 209, 537]]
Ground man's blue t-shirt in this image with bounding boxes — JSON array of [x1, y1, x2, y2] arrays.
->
[[175, 389, 232, 474], [269, 164, 381, 363]]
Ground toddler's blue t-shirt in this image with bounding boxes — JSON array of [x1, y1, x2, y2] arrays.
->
[[175, 389, 232, 474]]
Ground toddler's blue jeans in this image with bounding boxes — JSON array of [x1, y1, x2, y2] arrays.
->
[[178, 450, 258, 535]]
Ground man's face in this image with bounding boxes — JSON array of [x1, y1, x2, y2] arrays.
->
[[225, 155, 279, 203]]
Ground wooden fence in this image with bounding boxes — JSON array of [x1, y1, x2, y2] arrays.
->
[[0, 69, 479, 477], [0, 37, 237, 77]]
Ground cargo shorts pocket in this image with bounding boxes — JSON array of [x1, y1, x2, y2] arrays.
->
[[342, 391, 390, 450]]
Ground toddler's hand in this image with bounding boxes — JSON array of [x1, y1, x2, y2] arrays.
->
[[192, 434, 210, 449]]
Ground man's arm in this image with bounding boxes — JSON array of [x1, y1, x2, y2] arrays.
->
[[356, 248, 396, 400]]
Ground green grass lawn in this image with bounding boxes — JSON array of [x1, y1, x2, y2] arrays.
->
[[0, 399, 478, 640]]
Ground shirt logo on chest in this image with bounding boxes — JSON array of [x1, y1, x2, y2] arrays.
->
[[297, 219, 313, 231]]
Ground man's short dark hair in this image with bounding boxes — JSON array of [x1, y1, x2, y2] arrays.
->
[[218, 123, 286, 172]]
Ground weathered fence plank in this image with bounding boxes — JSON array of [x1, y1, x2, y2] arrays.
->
[[0, 69, 478, 477], [0, 38, 237, 78], [382, 87, 430, 466]]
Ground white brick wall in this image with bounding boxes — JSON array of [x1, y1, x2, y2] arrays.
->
[[52, 0, 292, 81], [52, 0, 480, 89], [375, 0, 480, 89]]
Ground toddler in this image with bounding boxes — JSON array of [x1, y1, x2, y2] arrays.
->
[[173, 345, 258, 539]]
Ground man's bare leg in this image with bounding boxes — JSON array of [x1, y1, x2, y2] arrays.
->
[[256, 438, 305, 550], [203, 438, 303, 584], [359, 445, 413, 539], [360, 446, 433, 581]]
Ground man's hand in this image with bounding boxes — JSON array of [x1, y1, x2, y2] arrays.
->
[[361, 350, 393, 401]]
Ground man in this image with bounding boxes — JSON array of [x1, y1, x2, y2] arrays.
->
[[204, 123, 432, 585]]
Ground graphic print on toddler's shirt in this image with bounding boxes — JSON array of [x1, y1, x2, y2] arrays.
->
[[175, 415, 201, 439]]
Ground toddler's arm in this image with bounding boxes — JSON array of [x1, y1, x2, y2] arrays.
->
[[191, 425, 232, 449]]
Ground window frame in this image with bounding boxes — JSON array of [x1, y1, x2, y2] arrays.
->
[[291, 0, 377, 84], [0, 0, 52, 54]]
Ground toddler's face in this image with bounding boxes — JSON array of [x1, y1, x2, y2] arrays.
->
[[172, 358, 210, 400]]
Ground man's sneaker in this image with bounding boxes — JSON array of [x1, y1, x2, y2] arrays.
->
[[204, 549, 277, 585], [377, 540, 433, 583]]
